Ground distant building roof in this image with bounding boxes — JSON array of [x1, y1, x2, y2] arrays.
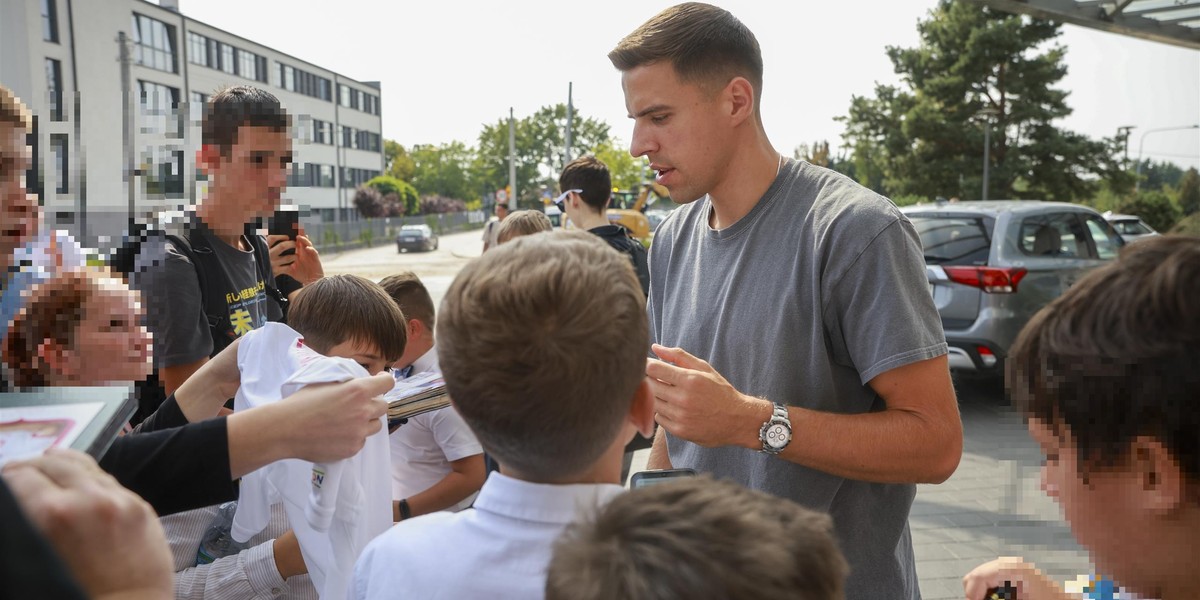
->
[[966, 0, 1200, 50]]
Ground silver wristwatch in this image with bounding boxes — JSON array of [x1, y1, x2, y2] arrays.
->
[[758, 403, 792, 455]]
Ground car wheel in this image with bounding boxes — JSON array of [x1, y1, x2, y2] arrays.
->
[[397, 244, 403, 253]]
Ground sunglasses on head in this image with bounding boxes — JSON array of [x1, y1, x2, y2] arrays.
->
[[555, 189, 582, 213]]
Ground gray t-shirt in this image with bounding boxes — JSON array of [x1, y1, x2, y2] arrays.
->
[[648, 159, 947, 599], [133, 232, 280, 368]]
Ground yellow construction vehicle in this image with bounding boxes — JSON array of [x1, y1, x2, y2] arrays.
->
[[607, 182, 670, 242]]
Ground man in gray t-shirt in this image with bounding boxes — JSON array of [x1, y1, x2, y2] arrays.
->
[[611, 6, 962, 599]]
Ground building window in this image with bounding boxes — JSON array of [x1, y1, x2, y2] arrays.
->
[[187, 31, 207, 66], [144, 148, 184, 198], [189, 91, 208, 125], [340, 125, 352, 148], [239, 49, 260, 81], [220, 43, 235, 74], [312, 119, 330, 145], [319, 164, 334, 187], [41, 0, 59, 43], [45, 58, 64, 122], [50, 134, 69, 194], [131, 14, 178, 74], [339, 84, 351, 107], [138, 80, 180, 136]]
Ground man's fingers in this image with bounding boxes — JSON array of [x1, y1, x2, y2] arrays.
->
[[651, 344, 713, 373], [9, 449, 108, 490], [646, 356, 688, 385]]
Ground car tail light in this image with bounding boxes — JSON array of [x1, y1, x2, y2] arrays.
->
[[942, 266, 1028, 294], [977, 346, 998, 368]]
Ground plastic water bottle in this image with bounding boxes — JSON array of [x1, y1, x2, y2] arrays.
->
[[195, 501, 249, 565]]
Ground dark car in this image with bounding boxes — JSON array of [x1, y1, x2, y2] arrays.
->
[[900, 201, 1123, 378], [396, 224, 438, 253]]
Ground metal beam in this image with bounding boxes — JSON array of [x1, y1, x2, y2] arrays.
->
[[965, 0, 1200, 50]]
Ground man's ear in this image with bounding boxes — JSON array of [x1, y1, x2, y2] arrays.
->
[[628, 377, 656, 439], [1130, 436, 1187, 513], [197, 145, 223, 178], [724, 76, 756, 127], [36, 338, 74, 380]]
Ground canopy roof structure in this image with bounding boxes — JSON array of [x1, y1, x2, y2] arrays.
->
[[965, 0, 1200, 50]]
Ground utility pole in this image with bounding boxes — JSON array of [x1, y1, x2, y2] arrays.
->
[[508, 107, 517, 209], [1116, 125, 1136, 169], [565, 82, 573, 164], [1135, 124, 1200, 192], [976, 107, 1000, 201], [118, 31, 135, 230]]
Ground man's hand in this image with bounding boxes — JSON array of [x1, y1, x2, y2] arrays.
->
[[2, 449, 173, 600], [962, 557, 1075, 600], [268, 233, 323, 286], [645, 345, 770, 449]]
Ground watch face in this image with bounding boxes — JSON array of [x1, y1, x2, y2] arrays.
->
[[764, 423, 790, 449]]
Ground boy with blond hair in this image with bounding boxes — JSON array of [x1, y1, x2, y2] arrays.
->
[[496, 209, 553, 244], [353, 231, 655, 599], [963, 236, 1200, 600]]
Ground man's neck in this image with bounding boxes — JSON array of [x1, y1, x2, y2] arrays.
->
[[195, 201, 247, 248], [707, 136, 781, 230], [500, 436, 626, 486]]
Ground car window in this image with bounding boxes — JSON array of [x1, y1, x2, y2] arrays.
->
[[1018, 213, 1090, 258], [1113, 220, 1151, 235], [1082, 215, 1123, 260], [908, 216, 991, 265]]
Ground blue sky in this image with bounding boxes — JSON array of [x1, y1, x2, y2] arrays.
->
[[181, 0, 1200, 171]]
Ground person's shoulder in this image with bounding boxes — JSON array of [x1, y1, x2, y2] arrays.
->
[[794, 161, 902, 237], [361, 511, 462, 558]]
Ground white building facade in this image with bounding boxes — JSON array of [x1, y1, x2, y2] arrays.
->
[[0, 0, 384, 244]]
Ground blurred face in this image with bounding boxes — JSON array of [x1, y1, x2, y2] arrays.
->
[[496, 204, 509, 220], [1028, 419, 1144, 588], [622, 62, 729, 205], [326, 339, 392, 375], [202, 126, 292, 223], [1, 122, 39, 258], [68, 280, 153, 385]]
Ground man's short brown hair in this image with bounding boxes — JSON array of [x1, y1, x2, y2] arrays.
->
[[437, 231, 647, 480], [0, 86, 33, 131], [287, 274, 406, 363], [546, 476, 848, 600], [201, 85, 288, 156], [379, 271, 435, 329], [496, 210, 552, 244], [1008, 235, 1200, 482], [559, 156, 612, 212], [609, 3, 764, 107]]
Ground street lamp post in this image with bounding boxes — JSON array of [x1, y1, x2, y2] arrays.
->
[[1116, 125, 1136, 168], [976, 107, 1000, 201], [1135, 124, 1200, 191]]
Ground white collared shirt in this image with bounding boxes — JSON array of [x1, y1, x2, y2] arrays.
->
[[352, 473, 625, 600], [389, 346, 483, 511]]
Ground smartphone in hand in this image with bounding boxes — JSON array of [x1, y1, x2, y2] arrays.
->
[[629, 468, 697, 489], [268, 207, 300, 257]]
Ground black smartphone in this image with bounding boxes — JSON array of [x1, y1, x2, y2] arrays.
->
[[629, 468, 697, 489], [267, 208, 300, 256]]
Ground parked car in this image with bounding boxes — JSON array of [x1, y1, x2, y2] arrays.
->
[[900, 201, 1124, 378], [1102, 211, 1159, 243], [396, 224, 438, 253]]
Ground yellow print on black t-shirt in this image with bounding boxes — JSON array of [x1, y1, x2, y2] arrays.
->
[[226, 278, 269, 336]]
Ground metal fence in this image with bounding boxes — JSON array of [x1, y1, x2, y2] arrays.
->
[[304, 210, 488, 253]]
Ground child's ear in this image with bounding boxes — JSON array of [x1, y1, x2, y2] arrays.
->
[[197, 145, 222, 177], [37, 338, 75, 380], [1131, 436, 1186, 513], [628, 377, 656, 439]]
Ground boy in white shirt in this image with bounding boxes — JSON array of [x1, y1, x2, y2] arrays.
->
[[378, 272, 485, 521], [353, 232, 656, 599]]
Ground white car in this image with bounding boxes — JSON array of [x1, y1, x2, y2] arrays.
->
[[1102, 212, 1159, 243]]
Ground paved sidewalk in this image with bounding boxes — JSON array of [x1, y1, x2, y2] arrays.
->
[[912, 379, 1091, 599]]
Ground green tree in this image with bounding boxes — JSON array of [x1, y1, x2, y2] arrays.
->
[[365, 175, 419, 216], [1135, 159, 1185, 192], [1118, 190, 1181, 233], [476, 104, 611, 208], [591, 137, 647, 192], [384, 140, 415, 182], [409, 141, 476, 202], [794, 141, 831, 168], [1178, 168, 1200, 216], [839, 1, 1128, 202]]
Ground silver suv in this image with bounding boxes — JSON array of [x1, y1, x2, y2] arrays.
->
[[900, 201, 1124, 377]]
